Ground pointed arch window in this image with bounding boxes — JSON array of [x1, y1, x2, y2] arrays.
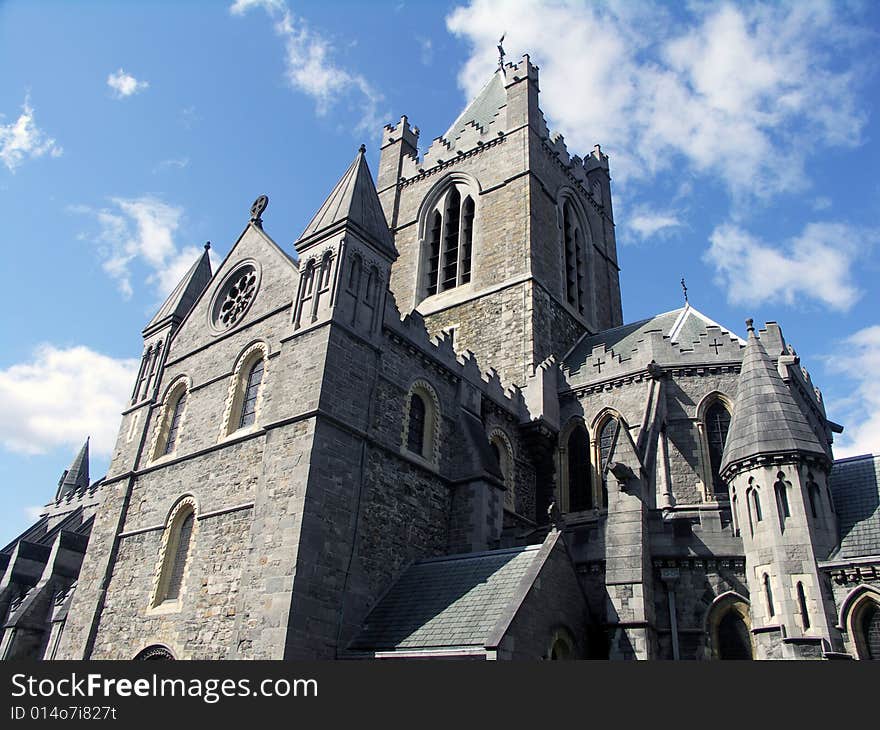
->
[[808, 480, 822, 519], [566, 425, 593, 512], [164, 390, 187, 455], [402, 381, 440, 466], [423, 185, 474, 298], [223, 345, 268, 437], [407, 394, 426, 455], [705, 401, 732, 495], [489, 430, 515, 511], [731, 491, 740, 537], [774, 475, 790, 531], [239, 359, 265, 429], [151, 499, 197, 609], [858, 599, 880, 660], [152, 381, 189, 460], [348, 255, 362, 293], [797, 582, 810, 630], [597, 416, 618, 508], [562, 200, 586, 314]]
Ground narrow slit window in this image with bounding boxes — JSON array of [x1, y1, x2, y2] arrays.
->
[[426, 211, 442, 297], [407, 393, 426, 456], [775, 478, 790, 531], [460, 196, 474, 284], [764, 573, 775, 618], [441, 188, 461, 292], [797, 582, 810, 630]]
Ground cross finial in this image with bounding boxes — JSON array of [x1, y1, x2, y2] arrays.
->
[[680, 277, 688, 304], [497, 33, 506, 67]]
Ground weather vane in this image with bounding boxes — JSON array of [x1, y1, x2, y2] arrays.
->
[[680, 277, 688, 304], [497, 33, 506, 68]]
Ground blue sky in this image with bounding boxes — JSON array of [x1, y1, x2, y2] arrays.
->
[[1, 0, 878, 541]]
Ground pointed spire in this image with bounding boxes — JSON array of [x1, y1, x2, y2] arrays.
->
[[143, 245, 213, 335], [440, 70, 507, 147], [57, 438, 89, 500], [297, 146, 396, 256], [720, 322, 827, 476]]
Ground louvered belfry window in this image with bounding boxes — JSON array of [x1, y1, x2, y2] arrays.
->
[[562, 201, 586, 314], [424, 187, 474, 297], [239, 359, 264, 429], [164, 511, 194, 602]]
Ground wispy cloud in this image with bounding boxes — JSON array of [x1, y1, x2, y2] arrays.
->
[[0, 95, 63, 172], [230, 0, 386, 136], [626, 206, 683, 241], [825, 326, 880, 458], [107, 68, 149, 99], [71, 196, 204, 301], [417, 36, 434, 65], [447, 1, 868, 200], [153, 157, 189, 174], [704, 221, 872, 312], [0, 344, 138, 457]]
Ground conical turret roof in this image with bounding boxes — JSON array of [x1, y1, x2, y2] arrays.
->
[[720, 322, 827, 474], [57, 438, 89, 499], [298, 146, 396, 256], [144, 245, 213, 334]]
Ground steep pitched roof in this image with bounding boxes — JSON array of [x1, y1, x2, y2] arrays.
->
[[828, 454, 880, 560], [441, 70, 507, 149], [564, 304, 743, 375], [720, 323, 826, 473], [144, 245, 213, 334], [348, 544, 544, 654], [57, 438, 89, 499], [298, 146, 396, 255]]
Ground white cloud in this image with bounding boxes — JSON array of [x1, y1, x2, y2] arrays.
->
[[446, 1, 867, 199], [704, 221, 869, 312], [72, 196, 204, 300], [230, 0, 385, 135], [0, 344, 138, 457], [417, 36, 434, 65], [627, 207, 682, 241], [0, 96, 63, 172], [107, 68, 149, 99], [24, 505, 45, 521], [826, 326, 880, 458]]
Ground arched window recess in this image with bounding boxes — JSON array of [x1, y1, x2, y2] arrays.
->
[[419, 177, 478, 301]]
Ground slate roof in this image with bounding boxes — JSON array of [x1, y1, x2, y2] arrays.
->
[[348, 544, 544, 653], [441, 70, 507, 150], [720, 325, 826, 473], [828, 454, 880, 560], [144, 246, 212, 334], [298, 146, 396, 255], [564, 304, 742, 375], [57, 438, 89, 498]]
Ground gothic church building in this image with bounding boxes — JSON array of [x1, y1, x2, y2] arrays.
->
[[2, 55, 879, 661]]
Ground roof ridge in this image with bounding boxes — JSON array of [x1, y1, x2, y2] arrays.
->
[[415, 543, 541, 565]]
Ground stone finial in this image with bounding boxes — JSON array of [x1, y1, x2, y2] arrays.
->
[[250, 194, 269, 228], [358, 143, 366, 154], [204, 241, 211, 251], [745, 318, 755, 334]]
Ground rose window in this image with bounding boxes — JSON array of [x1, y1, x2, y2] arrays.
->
[[211, 263, 259, 332]]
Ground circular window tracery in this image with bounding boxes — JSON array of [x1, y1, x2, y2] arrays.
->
[[210, 262, 260, 332]]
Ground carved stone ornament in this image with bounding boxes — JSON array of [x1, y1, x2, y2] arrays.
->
[[250, 194, 269, 227]]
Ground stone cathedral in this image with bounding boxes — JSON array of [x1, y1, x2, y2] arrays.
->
[[2, 55, 879, 661]]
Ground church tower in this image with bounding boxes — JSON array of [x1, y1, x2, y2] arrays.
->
[[720, 320, 841, 659], [379, 55, 623, 386]]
